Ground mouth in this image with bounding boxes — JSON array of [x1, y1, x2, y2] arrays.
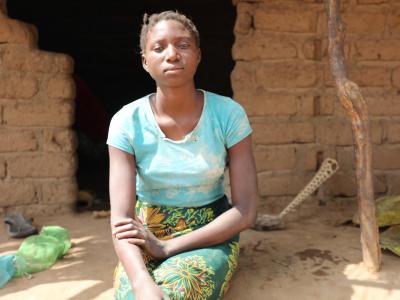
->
[[164, 67, 184, 73]]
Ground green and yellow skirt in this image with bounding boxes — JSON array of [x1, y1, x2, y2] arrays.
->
[[113, 195, 240, 300]]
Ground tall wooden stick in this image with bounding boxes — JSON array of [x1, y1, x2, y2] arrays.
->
[[326, 0, 381, 272]]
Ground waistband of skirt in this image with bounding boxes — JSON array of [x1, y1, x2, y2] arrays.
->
[[136, 194, 229, 209]]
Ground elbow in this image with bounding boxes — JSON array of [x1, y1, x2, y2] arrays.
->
[[239, 203, 257, 230], [244, 208, 257, 229]]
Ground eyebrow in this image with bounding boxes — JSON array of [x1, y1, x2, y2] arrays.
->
[[150, 36, 194, 46]]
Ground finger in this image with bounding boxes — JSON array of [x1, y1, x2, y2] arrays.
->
[[116, 229, 143, 240], [113, 218, 134, 227], [114, 218, 143, 230], [127, 238, 146, 246], [131, 218, 146, 228], [112, 223, 137, 235]]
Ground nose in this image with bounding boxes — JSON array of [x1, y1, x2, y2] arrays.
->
[[166, 44, 179, 62]]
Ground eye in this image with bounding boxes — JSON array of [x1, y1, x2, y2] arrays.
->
[[177, 41, 190, 49], [153, 45, 164, 53]]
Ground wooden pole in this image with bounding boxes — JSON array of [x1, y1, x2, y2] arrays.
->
[[326, 0, 381, 272]]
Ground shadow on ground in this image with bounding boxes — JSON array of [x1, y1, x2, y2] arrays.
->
[[1, 210, 400, 300]]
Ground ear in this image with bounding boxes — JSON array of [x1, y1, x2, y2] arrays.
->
[[197, 49, 202, 64], [142, 54, 149, 72]]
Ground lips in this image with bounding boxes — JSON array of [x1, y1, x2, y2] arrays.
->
[[164, 67, 184, 73]]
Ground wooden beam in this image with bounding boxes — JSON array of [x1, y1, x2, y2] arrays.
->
[[326, 0, 381, 272]]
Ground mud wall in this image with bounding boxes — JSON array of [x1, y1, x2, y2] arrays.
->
[[0, 0, 77, 216], [232, 0, 400, 214]]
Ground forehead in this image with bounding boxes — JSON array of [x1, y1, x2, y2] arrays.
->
[[147, 20, 193, 41]]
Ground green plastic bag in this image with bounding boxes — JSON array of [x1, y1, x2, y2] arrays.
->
[[380, 225, 400, 257], [41, 226, 71, 257], [14, 226, 71, 277], [353, 195, 400, 227], [0, 254, 16, 288]]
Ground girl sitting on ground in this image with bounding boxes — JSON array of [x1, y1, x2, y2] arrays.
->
[[107, 10, 258, 300]]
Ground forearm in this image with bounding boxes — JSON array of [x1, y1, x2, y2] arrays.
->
[[113, 237, 153, 289], [109, 147, 153, 289], [164, 203, 256, 257]]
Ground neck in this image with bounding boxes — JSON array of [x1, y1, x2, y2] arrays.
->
[[154, 83, 199, 117]]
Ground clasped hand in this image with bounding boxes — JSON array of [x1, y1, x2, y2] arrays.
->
[[112, 218, 168, 259]]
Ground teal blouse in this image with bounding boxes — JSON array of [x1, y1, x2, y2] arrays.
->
[[107, 90, 252, 207]]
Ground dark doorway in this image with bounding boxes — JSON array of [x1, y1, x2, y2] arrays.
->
[[8, 0, 236, 209]]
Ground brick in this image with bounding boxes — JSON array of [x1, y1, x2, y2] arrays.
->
[[258, 173, 290, 196], [0, 46, 74, 74], [234, 2, 256, 35], [316, 120, 381, 145], [3, 101, 74, 127], [235, 91, 297, 117], [231, 62, 258, 91], [302, 39, 322, 60], [0, 130, 38, 152], [324, 65, 391, 87], [297, 95, 314, 117], [42, 178, 78, 204], [393, 67, 400, 88], [296, 147, 317, 171], [46, 76, 76, 99], [355, 40, 400, 61], [0, 72, 39, 99], [335, 102, 348, 118], [231, 61, 257, 92], [252, 122, 315, 145], [254, 9, 317, 33], [43, 129, 77, 152], [0, 159, 5, 178], [317, 121, 353, 146], [387, 123, 400, 144], [254, 146, 296, 172], [325, 173, 357, 197], [0, 18, 36, 47], [373, 146, 400, 170], [287, 173, 315, 195], [257, 172, 313, 196], [315, 95, 335, 116], [388, 11, 400, 35], [326, 171, 386, 196], [374, 175, 387, 195], [389, 176, 400, 194], [367, 95, 400, 116], [0, 180, 38, 206], [233, 35, 297, 61], [7, 153, 77, 178], [357, 0, 389, 3], [256, 62, 319, 88], [350, 66, 391, 87], [342, 13, 386, 34], [337, 146, 355, 171], [7, 203, 74, 217]]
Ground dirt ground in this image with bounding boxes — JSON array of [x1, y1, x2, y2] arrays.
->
[[1, 211, 400, 300]]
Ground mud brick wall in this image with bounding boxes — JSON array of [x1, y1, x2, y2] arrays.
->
[[232, 0, 400, 215], [0, 0, 77, 216]]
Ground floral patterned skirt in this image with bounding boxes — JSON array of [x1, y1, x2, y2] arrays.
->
[[113, 195, 240, 300]]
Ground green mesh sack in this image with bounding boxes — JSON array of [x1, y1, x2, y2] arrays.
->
[[40, 226, 71, 256], [14, 235, 63, 277], [13, 226, 71, 277], [380, 225, 400, 257], [353, 195, 400, 227]]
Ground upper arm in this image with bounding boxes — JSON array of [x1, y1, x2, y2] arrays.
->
[[108, 145, 136, 222], [227, 135, 258, 218]]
